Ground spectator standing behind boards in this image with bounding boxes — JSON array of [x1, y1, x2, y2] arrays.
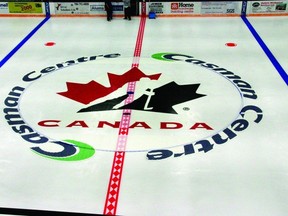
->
[[123, 0, 131, 20], [105, 0, 113, 21]]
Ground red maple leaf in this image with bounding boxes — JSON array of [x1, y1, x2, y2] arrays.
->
[[57, 67, 161, 104]]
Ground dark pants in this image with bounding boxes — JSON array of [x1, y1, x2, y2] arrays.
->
[[106, 10, 113, 21], [124, 7, 131, 20]]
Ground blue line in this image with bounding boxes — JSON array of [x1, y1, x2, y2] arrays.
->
[[0, 16, 50, 68], [241, 16, 288, 85]]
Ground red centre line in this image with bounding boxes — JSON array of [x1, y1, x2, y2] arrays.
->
[[103, 16, 147, 215]]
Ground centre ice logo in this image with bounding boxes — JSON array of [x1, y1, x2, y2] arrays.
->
[[2, 52, 263, 161]]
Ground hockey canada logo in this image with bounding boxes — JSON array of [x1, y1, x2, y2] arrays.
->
[[58, 67, 205, 114], [2, 52, 263, 161]]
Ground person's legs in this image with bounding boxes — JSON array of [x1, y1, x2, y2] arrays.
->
[[109, 10, 113, 20], [127, 7, 131, 20], [124, 8, 128, 19]]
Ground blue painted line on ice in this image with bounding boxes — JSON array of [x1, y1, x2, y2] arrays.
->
[[0, 16, 50, 68], [241, 16, 288, 85]]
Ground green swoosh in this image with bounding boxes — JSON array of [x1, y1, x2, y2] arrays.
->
[[151, 53, 174, 61], [33, 139, 95, 161]]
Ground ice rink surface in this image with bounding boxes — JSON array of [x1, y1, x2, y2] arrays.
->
[[0, 15, 287, 216]]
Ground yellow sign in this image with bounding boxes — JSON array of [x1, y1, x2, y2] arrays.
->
[[8, 2, 43, 14]]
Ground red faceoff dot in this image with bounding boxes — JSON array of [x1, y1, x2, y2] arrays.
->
[[225, 42, 237, 47], [45, 42, 56, 46]]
